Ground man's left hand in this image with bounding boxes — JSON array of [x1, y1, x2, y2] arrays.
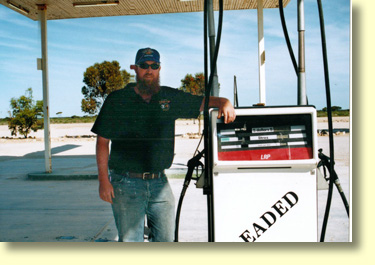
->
[[217, 98, 236, 124], [200, 97, 236, 124]]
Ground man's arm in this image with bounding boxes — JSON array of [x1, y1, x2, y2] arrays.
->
[[96, 135, 114, 204], [200, 96, 236, 124]]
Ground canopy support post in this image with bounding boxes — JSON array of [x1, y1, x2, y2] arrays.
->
[[38, 4, 52, 173]]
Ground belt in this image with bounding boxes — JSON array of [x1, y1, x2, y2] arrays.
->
[[113, 170, 164, 180]]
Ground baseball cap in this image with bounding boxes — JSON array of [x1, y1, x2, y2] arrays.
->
[[135, 48, 160, 64]]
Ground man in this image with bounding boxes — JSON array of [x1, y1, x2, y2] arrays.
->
[[91, 47, 236, 242]]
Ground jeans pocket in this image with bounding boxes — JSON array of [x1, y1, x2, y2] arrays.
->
[[110, 171, 125, 184]]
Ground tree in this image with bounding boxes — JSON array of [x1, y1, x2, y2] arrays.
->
[[81, 60, 132, 115], [180, 73, 206, 134], [180, 72, 205, 96], [8, 88, 44, 138]]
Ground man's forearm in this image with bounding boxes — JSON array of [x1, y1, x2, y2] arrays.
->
[[200, 96, 236, 124], [96, 135, 115, 204], [200, 96, 228, 111], [96, 136, 110, 183]]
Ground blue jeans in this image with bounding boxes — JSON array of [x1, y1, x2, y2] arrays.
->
[[109, 171, 175, 242]]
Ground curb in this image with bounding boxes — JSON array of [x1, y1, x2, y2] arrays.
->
[[27, 168, 189, 181], [27, 172, 98, 180]]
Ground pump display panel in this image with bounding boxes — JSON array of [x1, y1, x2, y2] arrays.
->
[[216, 113, 313, 161], [211, 107, 318, 168]]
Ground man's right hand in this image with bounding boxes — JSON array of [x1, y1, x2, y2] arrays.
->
[[99, 179, 115, 204]]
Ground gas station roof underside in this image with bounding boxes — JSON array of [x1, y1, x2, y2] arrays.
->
[[1, 0, 290, 21]]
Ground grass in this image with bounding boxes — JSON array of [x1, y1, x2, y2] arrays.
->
[[167, 173, 187, 179], [0, 116, 97, 125], [50, 116, 97, 124], [316, 109, 350, 117]]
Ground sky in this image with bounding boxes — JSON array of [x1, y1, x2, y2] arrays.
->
[[0, 0, 350, 118]]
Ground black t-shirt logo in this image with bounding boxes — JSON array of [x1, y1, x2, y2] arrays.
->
[[159, 99, 171, 111]]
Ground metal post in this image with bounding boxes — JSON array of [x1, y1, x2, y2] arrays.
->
[[233, 75, 239, 107], [38, 5, 52, 173], [257, 0, 266, 105], [297, 0, 307, 105], [208, 0, 219, 96]]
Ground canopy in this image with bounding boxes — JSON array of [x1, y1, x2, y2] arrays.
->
[[1, 0, 290, 21]]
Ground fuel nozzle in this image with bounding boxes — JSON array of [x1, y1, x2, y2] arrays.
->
[[184, 150, 204, 187]]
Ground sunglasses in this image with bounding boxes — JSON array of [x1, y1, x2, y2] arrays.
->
[[137, 62, 160, 70]]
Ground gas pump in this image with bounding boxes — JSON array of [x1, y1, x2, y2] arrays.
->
[[210, 106, 318, 242]]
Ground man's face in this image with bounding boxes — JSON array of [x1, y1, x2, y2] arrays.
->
[[135, 61, 161, 96], [135, 61, 161, 84]]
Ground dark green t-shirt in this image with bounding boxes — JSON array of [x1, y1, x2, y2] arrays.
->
[[91, 83, 203, 173]]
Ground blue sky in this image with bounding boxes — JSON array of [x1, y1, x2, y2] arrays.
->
[[0, 0, 350, 118]]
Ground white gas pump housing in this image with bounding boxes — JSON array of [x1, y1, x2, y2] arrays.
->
[[210, 106, 318, 242]]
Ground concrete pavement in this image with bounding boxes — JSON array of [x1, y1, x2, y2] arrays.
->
[[0, 134, 350, 242]]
